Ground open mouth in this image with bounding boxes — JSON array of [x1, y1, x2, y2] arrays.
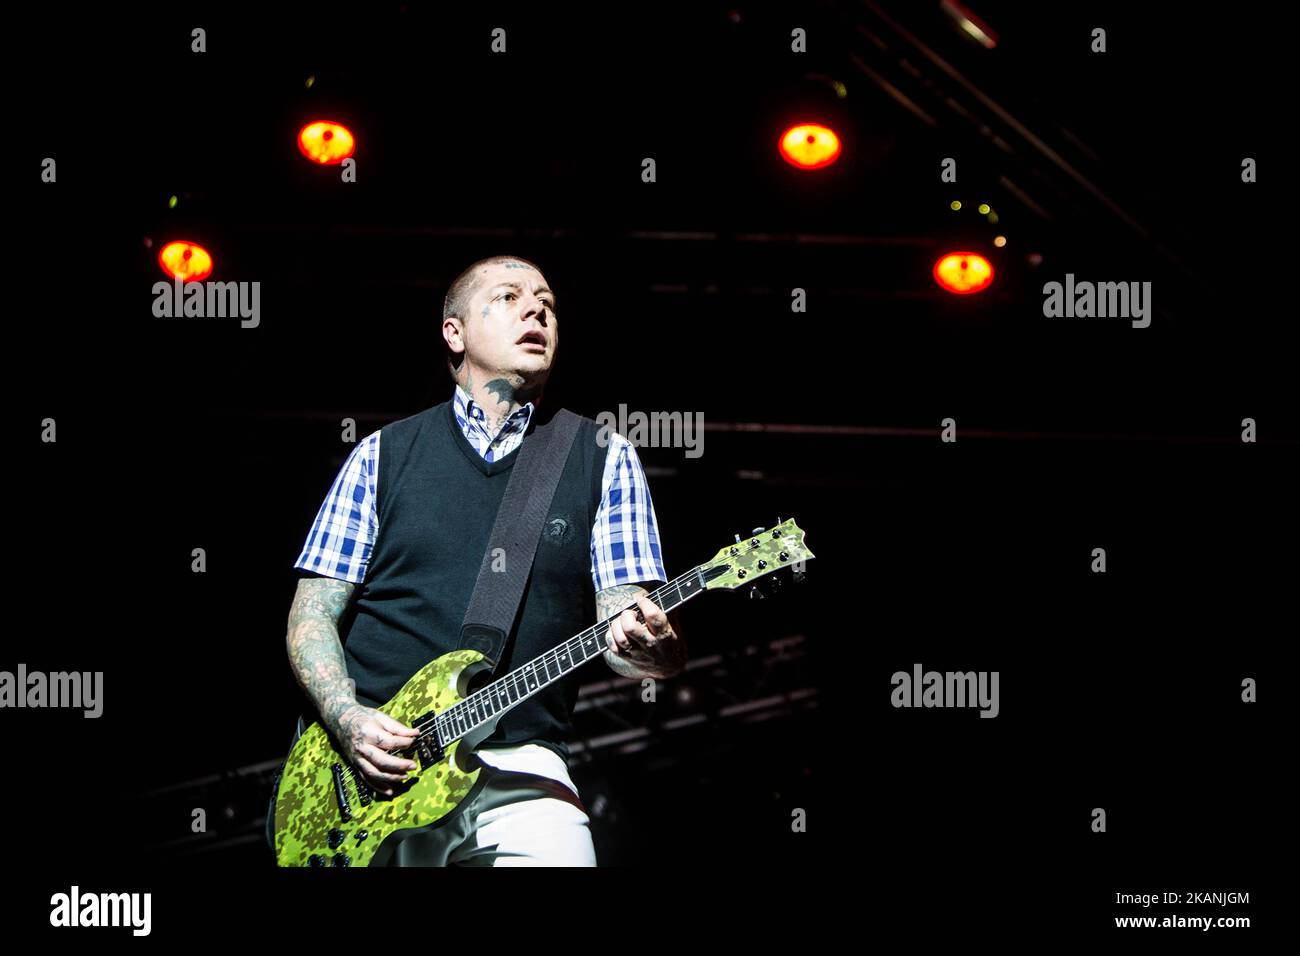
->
[[516, 331, 547, 349]]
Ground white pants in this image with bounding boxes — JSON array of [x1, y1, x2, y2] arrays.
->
[[382, 764, 597, 867]]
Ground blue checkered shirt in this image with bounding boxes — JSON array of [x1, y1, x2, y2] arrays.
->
[[294, 385, 667, 592]]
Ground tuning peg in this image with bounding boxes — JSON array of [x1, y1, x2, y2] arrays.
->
[[751, 526, 765, 535], [735, 533, 741, 543], [749, 584, 765, 600], [791, 566, 807, 583]]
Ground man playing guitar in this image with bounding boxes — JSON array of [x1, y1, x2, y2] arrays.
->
[[283, 255, 685, 866]]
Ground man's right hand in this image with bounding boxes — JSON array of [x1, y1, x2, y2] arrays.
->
[[330, 703, 419, 796]]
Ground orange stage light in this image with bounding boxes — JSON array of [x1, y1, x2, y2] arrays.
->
[[933, 252, 994, 294], [297, 121, 356, 165], [158, 240, 214, 282], [778, 123, 841, 169]]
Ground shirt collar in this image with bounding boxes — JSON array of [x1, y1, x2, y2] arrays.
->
[[454, 383, 536, 432]]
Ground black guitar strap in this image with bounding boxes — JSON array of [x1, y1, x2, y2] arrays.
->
[[456, 406, 583, 675]]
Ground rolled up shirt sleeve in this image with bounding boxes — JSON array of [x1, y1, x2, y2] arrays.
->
[[590, 432, 668, 591], [293, 431, 380, 584]]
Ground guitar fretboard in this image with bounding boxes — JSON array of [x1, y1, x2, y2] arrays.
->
[[433, 564, 715, 746]]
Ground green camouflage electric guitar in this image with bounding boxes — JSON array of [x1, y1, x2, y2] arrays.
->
[[271, 518, 814, 866]]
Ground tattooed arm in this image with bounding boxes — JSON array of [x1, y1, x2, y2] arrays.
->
[[285, 576, 361, 733], [597, 583, 686, 680], [285, 576, 419, 794]]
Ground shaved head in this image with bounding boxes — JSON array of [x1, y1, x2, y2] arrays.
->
[[440, 256, 556, 390], [442, 255, 546, 374], [443, 255, 543, 323]]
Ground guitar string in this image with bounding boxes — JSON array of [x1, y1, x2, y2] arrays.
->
[[335, 567, 707, 790], [337, 536, 795, 792], [336, 540, 780, 793], [337, 569, 702, 793], [426, 565, 703, 736], [337, 535, 796, 791], [410, 566, 696, 738]]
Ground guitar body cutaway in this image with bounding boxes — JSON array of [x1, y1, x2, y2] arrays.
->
[[272, 649, 496, 867]]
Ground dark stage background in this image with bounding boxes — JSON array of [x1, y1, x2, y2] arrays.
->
[[8, 0, 1288, 941]]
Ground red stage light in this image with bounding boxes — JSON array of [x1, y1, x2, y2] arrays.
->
[[779, 123, 841, 169], [298, 120, 356, 165], [933, 252, 994, 294], [158, 241, 213, 282]]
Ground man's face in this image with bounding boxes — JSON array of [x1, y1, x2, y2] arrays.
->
[[453, 261, 557, 387]]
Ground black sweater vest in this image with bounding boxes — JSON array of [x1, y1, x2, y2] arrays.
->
[[338, 399, 609, 762]]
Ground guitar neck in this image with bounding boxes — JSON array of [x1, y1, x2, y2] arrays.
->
[[434, 565, 712, 747]]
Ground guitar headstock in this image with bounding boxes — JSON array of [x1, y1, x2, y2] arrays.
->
[[698, 518, 814, 595]]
